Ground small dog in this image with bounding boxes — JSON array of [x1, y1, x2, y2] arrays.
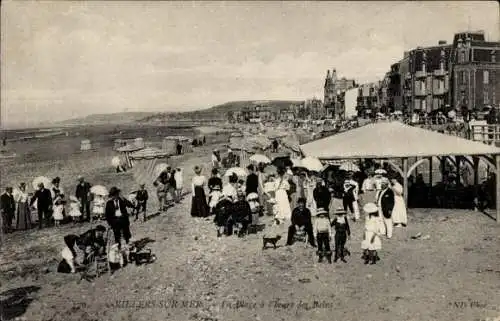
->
[[262, 235, 281, 250]]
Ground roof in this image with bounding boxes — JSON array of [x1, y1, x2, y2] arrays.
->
[[300, 121, 500, 159], [129, 147, 169, 160], [116, 144, 144, 153], [163, 136, 191, 141]]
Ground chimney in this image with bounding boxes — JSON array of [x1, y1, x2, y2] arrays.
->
[[438, 40, 447, 45], [422, 51, 427, 73], [465, 36, 471, 47], [326, 70, 330, 79]]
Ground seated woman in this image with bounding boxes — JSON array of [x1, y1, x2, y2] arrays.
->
[[230, 191, 252, 237], [213, 195, 233, 237], [57, 234, 81, 273]]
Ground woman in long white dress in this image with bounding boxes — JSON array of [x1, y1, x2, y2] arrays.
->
[[305, 174, 317, 217], [390, 179, 408, 227], [273, 167, 292, 223]]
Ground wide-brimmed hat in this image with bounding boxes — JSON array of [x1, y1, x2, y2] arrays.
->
[[246, 192, 259, 201], [363, 202, 378, 214], [108, 186, 121, 197], [316, 208, 328, 216], [335, 208, 347, 215]]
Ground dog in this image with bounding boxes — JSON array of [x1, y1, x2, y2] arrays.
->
[[262, 235, 281, 250]]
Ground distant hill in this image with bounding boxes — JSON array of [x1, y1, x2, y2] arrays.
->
[[138, 100, 303, 122], [58, 112, 158, 126]]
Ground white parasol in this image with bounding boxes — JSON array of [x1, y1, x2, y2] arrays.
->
[[90, 185, 108, 196], [111, 156, 121, 167], [374, 169, 387, 175], [339, 161, 360, 172], [154, 163, 170, 179], [32, 176, 51, 190], [249, 154, 271, 164], [224, 167, 248, 178], [300, 157, 323, 172]]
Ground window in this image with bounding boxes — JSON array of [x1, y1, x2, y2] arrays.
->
[[484, 91, 489, 105], [483, 70, 489, 84], [462, 71, 466, 83]]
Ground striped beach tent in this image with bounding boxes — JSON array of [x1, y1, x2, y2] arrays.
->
[[129, 147, 169, 208]]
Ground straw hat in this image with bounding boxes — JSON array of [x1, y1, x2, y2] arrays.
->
[[316, 208, 328, 216], [363, 202, 378, 214], [246, 193, 259, 201], [335, 208, 347, 215]]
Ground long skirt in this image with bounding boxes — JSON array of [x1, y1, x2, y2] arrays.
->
[[274, 189, 291, 221], [16, 201, 32, 230], [191, 186, 209, 217], [392, 195, 408, 225]]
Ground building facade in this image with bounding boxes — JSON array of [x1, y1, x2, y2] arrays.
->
[[323, 69, 356, 119], [356, 82, 381, 117], [450, 31, 500, 114], [382, 31, 500, 117]]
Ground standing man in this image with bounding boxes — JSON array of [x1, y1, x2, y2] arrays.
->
[[30, 183, 53, 229], [245, 164, 259, 196], [376, 178, 395, 239], [1, 187, 16, 233], [105, 187, 134, 249], [342, 172, 360, 221], [76, 176, 92, 222]]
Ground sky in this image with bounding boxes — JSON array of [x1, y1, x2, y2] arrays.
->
[[1, 1, 499, 128]]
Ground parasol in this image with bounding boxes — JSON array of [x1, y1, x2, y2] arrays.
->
[[249, 154, 271, 164], [374, 169, 387, 175], [339, 161, 360, 172], [111, 156, 121, 167], [224, 167, 248, 178], [32, 176, 51, 190], [90, 185, 108, 196], [154, 163, 170, 179], [300, 157, 323, 172]]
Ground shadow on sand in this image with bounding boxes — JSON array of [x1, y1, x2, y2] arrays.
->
[[0, 285, 41, 320]]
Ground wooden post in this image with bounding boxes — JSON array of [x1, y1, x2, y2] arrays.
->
[[455, 156, 461, 186], [473, 156, 479, 186], [403, 157, 409, 206], [428, 156, 433, 187], [496, 154, 500, 223]]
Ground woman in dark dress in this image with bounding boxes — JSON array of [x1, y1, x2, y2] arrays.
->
[[190, 166, 210, 217]]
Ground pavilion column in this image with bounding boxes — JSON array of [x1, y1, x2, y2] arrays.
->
[[473, 156, 479, 186], [496, 154, 500, 223], [455, 156, 461, 186], [428, 156, 433, 194], [403, 157, 409, 206]]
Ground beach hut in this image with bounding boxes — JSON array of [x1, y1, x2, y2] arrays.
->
[[134, 138, 145, 149], [80, 139, 91, 151], [162, 136, 192, 155], [129, 147, 170, 212]]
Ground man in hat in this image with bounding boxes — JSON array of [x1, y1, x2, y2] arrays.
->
[[343, 172, 360, 221], [105, 187, 134, 249], [1, 187, 16, 233], [286, 197, 315, 247], [246, 164, 259, 196], [331, 208, 351, 263], [135, 183, 149, 221], [75, 176, 92, 222], [30, 183, 53, 229], [376, 178, 395, 239]]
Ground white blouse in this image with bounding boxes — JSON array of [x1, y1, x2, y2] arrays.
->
[[191, 175, 206, 193], [274, 177, 290, 191], [222, 183, 237, 201], [13, 189, 29, 203], [61, 246, 76, 272]]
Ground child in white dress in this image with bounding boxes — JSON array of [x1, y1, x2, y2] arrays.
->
[[92, 194, 106, 220], [69, 196, 82, 222], [52, 194, 65, 227], [361, 203, 384, 265]]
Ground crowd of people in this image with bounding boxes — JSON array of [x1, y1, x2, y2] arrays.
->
[[189, 150, 409, 264]]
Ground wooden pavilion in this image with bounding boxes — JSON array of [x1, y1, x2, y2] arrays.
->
[[300, 121, 500, 222]]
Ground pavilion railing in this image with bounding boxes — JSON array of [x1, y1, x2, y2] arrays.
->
[[469, 125, 500, 146]]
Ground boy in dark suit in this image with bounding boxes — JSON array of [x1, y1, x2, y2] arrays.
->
[[135, 184, 149, 221]]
